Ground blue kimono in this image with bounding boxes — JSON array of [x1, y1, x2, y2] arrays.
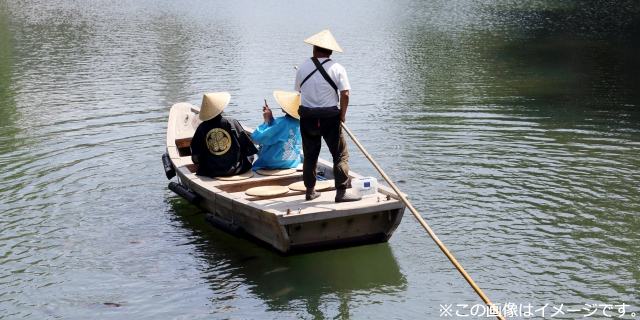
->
[[251, 115, 302, 171]]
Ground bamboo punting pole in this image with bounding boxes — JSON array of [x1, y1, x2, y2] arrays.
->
[[341, 123, 506, 320]]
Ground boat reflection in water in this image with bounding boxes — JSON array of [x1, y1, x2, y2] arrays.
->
[[166, 196, 407, 317]]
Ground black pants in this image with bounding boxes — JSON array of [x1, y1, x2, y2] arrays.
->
[[300, 115, 350, 190]]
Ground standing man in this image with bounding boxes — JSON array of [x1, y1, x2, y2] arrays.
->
[[294, 29, 361, 202]]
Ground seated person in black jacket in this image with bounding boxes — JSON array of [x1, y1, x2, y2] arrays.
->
[[190, 92, 258, 177]]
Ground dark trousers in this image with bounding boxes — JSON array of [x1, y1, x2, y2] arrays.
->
[[300, 115, 350, 190]]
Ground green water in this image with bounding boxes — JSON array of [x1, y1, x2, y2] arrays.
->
[[0, 0, 638, 319]]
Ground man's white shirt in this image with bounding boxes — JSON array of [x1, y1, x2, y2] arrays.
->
[[294, 57, 350, 108]]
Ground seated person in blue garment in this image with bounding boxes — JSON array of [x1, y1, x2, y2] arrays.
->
[[191, 92, 258, 177], [251, 91, 302, 171]]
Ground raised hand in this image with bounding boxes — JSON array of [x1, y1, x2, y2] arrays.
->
[[263, 99, 274, 123]]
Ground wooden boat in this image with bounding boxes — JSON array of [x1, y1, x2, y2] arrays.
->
[[164, 102, 405, 254]]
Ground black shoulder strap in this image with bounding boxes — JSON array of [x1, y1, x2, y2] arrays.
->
[[299, 58, 332, 88], [310, 57, 339, 99]]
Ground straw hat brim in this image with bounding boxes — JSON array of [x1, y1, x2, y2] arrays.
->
[[200, 92, 231, 121], [288, 180, 333, 192], [256, 168, 297, 176], [273, 91, 300, 119], [215, 170, 254, 181], [304, 29, 343, 53], [245, 186, 290, 197]]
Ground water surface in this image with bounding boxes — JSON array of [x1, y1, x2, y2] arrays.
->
[[0, 0, 639, 319]]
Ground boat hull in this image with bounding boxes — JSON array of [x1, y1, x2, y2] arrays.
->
[[165, 103, 405, 254]]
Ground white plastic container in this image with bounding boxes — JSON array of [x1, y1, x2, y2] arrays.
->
[[351, 177, 378, 197]]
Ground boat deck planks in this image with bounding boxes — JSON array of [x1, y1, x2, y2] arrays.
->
[[255, 191, 400, 214]]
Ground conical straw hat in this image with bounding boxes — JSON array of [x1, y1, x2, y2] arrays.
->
[[215, 170, 253, 181], [273, 91, 300, 119], [245, 185, 289, 197], [199, 92, 230, 121], [304, 29, 343, 53], [256, 168, 296, 176], [288, 180, 333, 192]]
